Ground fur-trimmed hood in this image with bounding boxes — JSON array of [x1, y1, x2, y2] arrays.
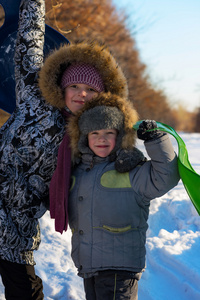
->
[[38, 41, 128, 109], [67, 92, 138, 160]]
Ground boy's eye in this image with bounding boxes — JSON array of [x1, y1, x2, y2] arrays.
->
[[107, 130, 117, 135]]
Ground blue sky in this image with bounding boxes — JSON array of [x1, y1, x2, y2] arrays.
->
[[112, 0, 200, 112]]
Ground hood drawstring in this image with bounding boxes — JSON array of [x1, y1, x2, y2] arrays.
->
[[90, 156, 94, 169]]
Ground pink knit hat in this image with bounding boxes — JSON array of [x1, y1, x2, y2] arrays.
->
[[61, 63, 105, 92]]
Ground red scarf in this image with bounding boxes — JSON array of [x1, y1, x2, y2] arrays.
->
[[49, 110, 71, 233]]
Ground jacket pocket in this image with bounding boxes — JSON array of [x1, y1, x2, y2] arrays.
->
[[102, 224, 132, 233], [92, 224, 143, 269]]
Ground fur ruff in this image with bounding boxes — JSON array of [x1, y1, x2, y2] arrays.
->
[[67, 92, 139, 161], [38, 41, 128, 109]]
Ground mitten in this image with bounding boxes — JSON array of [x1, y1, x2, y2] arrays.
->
[[115, 147, 146, 173], [137, 120, 166, 141]]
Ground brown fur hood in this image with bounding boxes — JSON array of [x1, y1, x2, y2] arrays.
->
[[38, 41, 128, 109], [67, 92, 139, 160]]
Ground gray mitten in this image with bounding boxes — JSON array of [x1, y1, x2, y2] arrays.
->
[[137, 120, 166, 141], [115, 147, 146, 173]]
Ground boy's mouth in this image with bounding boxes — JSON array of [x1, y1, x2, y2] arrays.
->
[[96, 145, 108, 148]]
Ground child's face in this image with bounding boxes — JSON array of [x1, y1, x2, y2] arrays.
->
[[64, 83, 98, 113], [88, 129, 118, 157]]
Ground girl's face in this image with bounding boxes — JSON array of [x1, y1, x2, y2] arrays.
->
[[64, 83, 98, 113], [88, 129, 118, 158]]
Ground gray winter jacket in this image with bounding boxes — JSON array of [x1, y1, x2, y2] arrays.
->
[[68, 135, 180, 278]]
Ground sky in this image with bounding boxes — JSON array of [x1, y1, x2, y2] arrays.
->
[[0, 132, 199, 299], [112, 0, 200, 112]]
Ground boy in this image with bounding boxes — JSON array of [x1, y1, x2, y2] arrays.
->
[[67, 93, 180, 300]]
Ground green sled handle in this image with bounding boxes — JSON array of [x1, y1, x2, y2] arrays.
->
[[133, 121, 200, 215]]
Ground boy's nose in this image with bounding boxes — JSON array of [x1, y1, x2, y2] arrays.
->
[[98, 134, 106, 141]]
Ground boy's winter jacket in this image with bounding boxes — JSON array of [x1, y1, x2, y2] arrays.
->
[[68, 135, 180, 277], [67, 93, 180, 278]]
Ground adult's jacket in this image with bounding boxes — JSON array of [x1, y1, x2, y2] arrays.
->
[[0, 0, 65, 265]]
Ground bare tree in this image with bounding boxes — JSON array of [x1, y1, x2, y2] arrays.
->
[[45, 0, 175, 124]]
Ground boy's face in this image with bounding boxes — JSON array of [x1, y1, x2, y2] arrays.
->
[[88, 129, 118, 157], [64, 83, 98, 113]]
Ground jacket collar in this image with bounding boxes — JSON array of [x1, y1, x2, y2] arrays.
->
[[81, 153, 110, 169]]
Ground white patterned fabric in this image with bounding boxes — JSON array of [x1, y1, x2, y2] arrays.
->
[[0, 0, 65, 265]]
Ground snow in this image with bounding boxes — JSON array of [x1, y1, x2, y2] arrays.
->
[[0, 133, 200, 299]]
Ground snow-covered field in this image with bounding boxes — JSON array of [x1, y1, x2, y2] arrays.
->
[[0, 132, 200, 299]]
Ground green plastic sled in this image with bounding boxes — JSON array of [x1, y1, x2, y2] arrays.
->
[[133, 121, 200, 215]]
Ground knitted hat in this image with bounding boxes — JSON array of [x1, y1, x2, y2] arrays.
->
[[77, 105, 124, 155], [61, 63, 105, 92]]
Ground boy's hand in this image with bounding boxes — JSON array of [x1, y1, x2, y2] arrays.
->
[[137, 120, 166, 141], [115, 147, 146, 173]]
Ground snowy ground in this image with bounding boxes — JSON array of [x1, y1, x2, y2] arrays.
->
[[0, 132, 200, 299]]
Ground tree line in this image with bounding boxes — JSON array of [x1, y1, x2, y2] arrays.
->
[[0, 1, 199, 131]]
